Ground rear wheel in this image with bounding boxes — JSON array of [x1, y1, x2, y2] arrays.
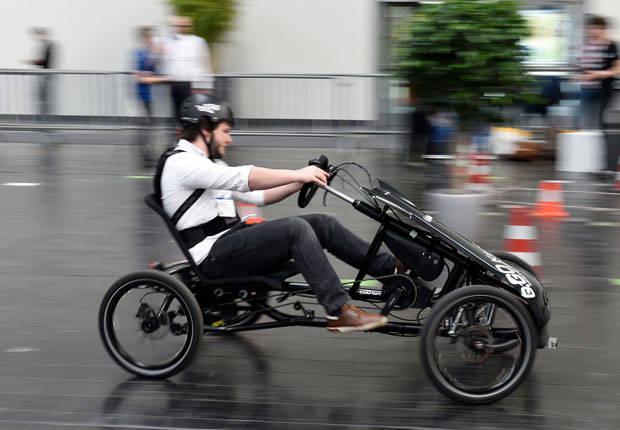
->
[[99, 270, 203, 378], [420, 285, 537, 404]]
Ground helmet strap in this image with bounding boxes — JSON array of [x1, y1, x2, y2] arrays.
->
[[200, 128, 214, 160]]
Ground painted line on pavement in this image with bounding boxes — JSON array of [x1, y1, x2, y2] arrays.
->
[[588, 221, 620, 227], [498, 204, 527, 209], [499, 187, 619, 196], [5, 347, 41, 353], [2, 182, 41, 187], [564, 217, 590, 223], [124, 175, 153, 179], [491, 199, 619, 212], [583, 207, 618, 212]]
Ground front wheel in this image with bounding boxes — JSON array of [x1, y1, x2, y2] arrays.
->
[[99, 270, 203, 378], [493, 251, 541, 282], [420, 285, 537, 404]]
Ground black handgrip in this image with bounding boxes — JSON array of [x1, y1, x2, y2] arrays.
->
[[318, 155, 328, 169], [298, 182, 318, 208], [297, 155, 330, 208]]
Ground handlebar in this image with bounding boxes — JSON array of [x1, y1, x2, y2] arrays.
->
[[297, 155, 355, 208]]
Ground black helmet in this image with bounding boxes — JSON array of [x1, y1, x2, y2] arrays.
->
[[179, 93, 235, 128]]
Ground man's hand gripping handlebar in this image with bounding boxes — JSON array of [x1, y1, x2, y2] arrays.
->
[[297, 155, 334, 208]]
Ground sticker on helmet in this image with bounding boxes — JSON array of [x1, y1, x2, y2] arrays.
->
[[195, 103, 221, 113]]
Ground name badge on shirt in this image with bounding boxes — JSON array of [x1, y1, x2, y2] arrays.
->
[[216, 196, 236, 218]]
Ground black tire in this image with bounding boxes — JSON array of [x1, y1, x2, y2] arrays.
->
[[492, 251, 541, 281], [420, 285, 537, 404], [99, 270, 203, 378]]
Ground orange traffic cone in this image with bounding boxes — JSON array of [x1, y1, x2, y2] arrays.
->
[[531, 180, 569, 217], [236, 202, 266, 224], [503, 207, 542, 275], [466, 152, 493, 190], [453, 151, 469, 176]]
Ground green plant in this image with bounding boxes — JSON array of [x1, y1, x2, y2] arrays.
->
[[396, 0, 533, 129], [170, 0, 238, 44]]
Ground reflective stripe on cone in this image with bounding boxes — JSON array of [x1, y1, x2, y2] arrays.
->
[[503, 206, 542, 275], [466, 153, 493, 191]]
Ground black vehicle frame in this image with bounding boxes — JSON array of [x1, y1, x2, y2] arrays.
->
[[99, 155, 554, 404]]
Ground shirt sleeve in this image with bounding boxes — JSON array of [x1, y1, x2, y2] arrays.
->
[[194, 37, 214, 90], [169, 154, 254, 192], [232, 190, 265, 207]]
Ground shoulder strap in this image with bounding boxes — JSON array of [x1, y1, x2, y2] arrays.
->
[[171, 189, 205, 225], [154, 148, 185, 202], [154, 148, 206, 226]]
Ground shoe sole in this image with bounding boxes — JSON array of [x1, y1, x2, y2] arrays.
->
[[327, 316, 388, 333]]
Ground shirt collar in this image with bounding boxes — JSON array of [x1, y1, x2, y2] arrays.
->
[[177, 139, 208, 159]]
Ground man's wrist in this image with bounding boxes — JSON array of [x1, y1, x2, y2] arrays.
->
[[292, 169, 304, 184]]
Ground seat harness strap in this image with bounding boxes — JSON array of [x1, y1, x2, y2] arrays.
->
[[154, 148, 239, 248]]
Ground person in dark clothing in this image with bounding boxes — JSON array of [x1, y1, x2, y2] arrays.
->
[[573, 16, 620, 129], [28, 27, 55, 117], [573, 15, 620, 175]]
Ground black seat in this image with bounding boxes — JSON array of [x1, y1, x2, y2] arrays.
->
[[144, 193, 298, 288]]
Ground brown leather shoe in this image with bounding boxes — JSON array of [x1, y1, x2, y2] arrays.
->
[[327, 303, 388, 333]]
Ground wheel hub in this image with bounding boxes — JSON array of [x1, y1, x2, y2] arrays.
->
[[457, 325, 494, 363], [136, 303, 170, 340]]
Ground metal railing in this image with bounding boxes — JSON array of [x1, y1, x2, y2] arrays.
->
[[2, 68, 616, 140], [0, 69, 407, 137]]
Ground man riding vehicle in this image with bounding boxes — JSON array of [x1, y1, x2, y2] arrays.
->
[[157, 93, 407, 332]]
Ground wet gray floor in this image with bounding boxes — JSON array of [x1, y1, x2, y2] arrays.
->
[[1, 139, 620, 429]]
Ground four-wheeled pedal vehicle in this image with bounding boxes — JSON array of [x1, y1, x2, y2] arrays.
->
[[99, 155, 554, 404]]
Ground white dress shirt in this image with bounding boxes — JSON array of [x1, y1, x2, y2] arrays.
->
[[161, 139, 265, 263], [161, 34, 214, 89]]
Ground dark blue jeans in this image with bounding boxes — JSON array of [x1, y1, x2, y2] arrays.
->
[[579, 88, 611, 130], [200, 214, 396, 316]]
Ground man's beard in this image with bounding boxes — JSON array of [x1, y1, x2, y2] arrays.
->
[[210, 144, 224, 159]]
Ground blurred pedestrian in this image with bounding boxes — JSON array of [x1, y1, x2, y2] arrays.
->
[[161, 15, 214, 126], [573, 15, 620, 130], [133, 26, 169, 166], [27, 27, 56, 118], [573, 15, 620, 176]]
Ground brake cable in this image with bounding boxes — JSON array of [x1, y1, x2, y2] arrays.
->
[[321, 163, 378, 208]]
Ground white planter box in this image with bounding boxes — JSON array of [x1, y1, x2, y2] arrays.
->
[[556, 131, 605, 172]]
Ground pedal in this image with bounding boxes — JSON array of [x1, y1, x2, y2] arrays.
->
[[381, 287, 405, 315], [547, 337, 558, 349]]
